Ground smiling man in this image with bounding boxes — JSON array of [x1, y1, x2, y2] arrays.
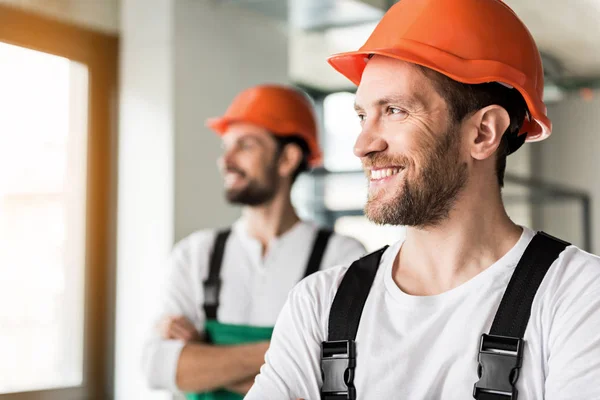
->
[[141, 84, 365, 399], [245, 1, 600, 399]]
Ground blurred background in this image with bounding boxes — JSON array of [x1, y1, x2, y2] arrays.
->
[[0, 0, 598, 399]]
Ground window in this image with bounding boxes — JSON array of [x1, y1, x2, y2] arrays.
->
[[0, 42, 88, 395], [323, 92, 362, 172], [0, 5, 117, 399]]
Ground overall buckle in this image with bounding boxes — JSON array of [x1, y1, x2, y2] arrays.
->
[[473, 334, 523, 399], [321, 340, 356, 400]]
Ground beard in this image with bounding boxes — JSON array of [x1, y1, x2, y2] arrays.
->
[[224, 164, 279, 206], [365, 125, 468, 228]]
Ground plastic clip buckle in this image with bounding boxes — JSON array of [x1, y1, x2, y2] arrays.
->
[[203, 280, 221, 306], [320, 340, 356, 400], [473, 334, 523, 399]]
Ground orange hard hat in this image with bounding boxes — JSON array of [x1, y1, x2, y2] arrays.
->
[[206, 84, 322, 166], [328, 0, 550, 142]]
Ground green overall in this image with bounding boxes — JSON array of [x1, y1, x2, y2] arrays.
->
[[186, 228, 333, 400]]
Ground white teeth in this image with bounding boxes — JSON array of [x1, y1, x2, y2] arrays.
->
[[224, 172, 242, 187], [371, 168, 401, 180]]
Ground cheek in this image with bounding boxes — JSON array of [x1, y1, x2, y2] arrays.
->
[[384, 125, 428, 164], [245, 151, 275, 177], [226, 153, 253, 175]]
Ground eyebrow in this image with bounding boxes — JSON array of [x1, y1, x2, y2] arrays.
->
[[238, 135, 259, 142], [223, 134, 262, 148], [354, 94, 424, 112], [237, 135, 265, 147]]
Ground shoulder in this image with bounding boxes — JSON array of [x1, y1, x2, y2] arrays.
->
[[534, 244, 600, 328], [328, 231, 367, 253], [290, 245, 392, 322], [171, 229, 219, 255], [294, 262, 351, 299], [533, 245, 600, 389], [286, 263, 352, 330], [167, 228, 230, 272], [319, 228, 367, 266], [543, 245, 600, 297]]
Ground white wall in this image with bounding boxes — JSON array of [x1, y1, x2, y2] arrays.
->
[[115, 1, 289, 399], [115, 0, 174, 400], [537, 90, 600, 250], [0, 0, 119, 34], [173, 0, 289, 241]]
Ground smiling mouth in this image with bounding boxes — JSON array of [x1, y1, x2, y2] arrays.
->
[[369, 167, 404, 181], [224, 171, 246, 187]]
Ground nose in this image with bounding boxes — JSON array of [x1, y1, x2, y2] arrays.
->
[[218, 146, 235, 172], [353, 121, 388, 158]]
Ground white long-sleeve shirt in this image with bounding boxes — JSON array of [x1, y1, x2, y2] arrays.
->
[[246, 227, 600, 399], [142, 219, 366, 391]]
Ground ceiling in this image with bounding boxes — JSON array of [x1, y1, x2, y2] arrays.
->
[[226, 0, 383, 30], [504, 0, 600, 78], [233, 0, 600, 92]]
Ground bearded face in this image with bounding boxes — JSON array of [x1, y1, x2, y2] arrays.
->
[[354, 56, 469, 228], [363, 123, 467, 227], [219, 123, 282, 206]]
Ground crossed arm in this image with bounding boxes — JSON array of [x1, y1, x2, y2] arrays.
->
[[159, 316, 269, 394]]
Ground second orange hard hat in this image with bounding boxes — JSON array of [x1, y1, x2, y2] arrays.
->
[[206, 84, 322, 166]]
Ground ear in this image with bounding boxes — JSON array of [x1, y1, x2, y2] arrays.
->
[[277, 143, 303, 178], [467, 105, 511, 161]]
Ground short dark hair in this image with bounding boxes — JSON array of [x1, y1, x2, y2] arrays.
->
[[274, 134, 311, 183], [417, 66, 528, 187]]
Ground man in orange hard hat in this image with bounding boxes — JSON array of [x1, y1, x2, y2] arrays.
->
[[246, 1, 600, 399], [141, 84, 365, 399]]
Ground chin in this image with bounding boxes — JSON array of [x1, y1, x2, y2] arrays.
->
[[225, 188, 244, 203], [364, 199, 393, 225], [367, 188, 398, 206], [226, 183, 248, 195]]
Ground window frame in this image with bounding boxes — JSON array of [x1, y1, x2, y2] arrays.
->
[[0, 5, 118, 400]]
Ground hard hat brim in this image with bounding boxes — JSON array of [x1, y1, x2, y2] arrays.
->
[[205, 116, 323, 167], [205, 116, 230, 135]]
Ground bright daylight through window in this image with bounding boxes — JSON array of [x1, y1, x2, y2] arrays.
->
[[0, 42, 88, 394]]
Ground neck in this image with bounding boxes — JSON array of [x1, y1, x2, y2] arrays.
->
[[242, 188, 299, 253], [394, 180, 522, 296]]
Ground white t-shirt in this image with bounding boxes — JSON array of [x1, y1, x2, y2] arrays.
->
[[142, 219, 366, 391], [246, 227, 600, 399]]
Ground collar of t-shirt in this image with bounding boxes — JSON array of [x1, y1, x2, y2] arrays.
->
[[231, 218, 318, 270], [380, 226, 536, 309]]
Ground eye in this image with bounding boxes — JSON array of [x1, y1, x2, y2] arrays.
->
[[357, 113, 366, 123], [388, 106, 408, 119], [238, 139, 256, 150]]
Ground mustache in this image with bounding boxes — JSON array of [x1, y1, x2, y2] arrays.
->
[[362, 153, 409, 170], [224, 165, 246, 177]]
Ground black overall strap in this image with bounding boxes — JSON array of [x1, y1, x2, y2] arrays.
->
[[474, 232, 570, 400], [321, 246, 388, 400], [328, 246, 388, 341], [303, 228, 334, 278], [203, 229, 232, 321]]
